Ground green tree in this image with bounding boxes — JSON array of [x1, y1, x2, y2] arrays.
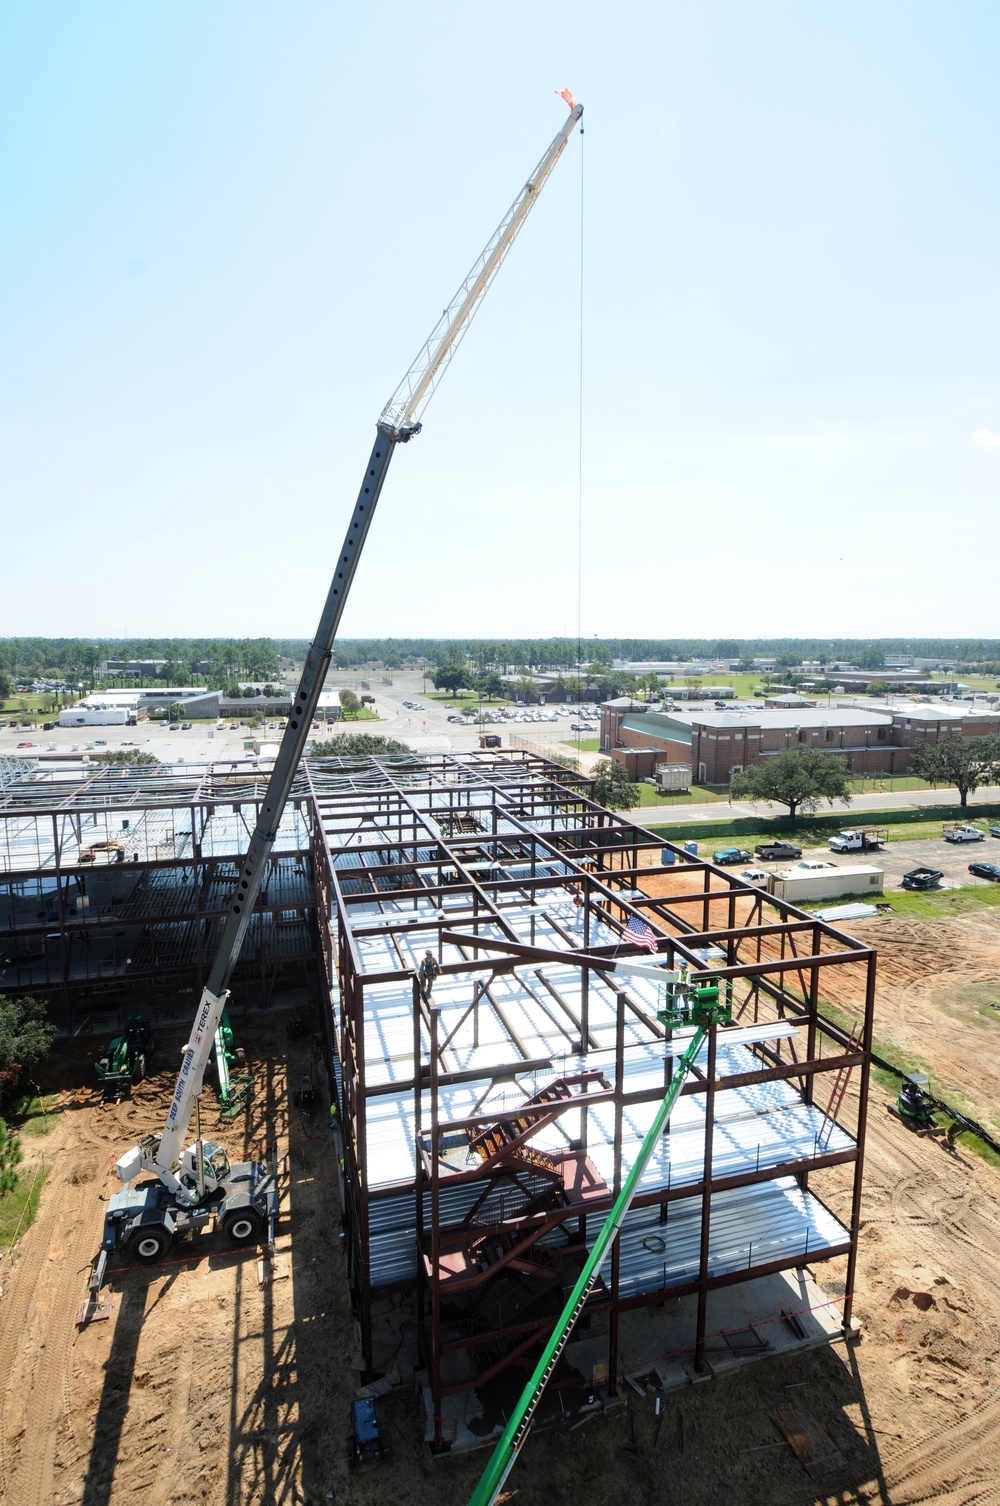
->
[[475, 671, 505, 700], [730, 748, 852, 820], [910, 734, 1000, 810], [310, 734, 411, 757], [738, 655, 755, 671], [166, 703, 187, 721], [0, 1116, 22, 1196], [431, 665, 466, 693], [0, 670, 13, 702], [339, 689, 361, 718], [592, 758, 641, 810], [0, 994, 56, 1098], [93, 749, 159, 766], [867, 679, 889, 697]]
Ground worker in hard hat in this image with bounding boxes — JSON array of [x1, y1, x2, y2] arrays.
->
[[418, 949, 441, 1003]]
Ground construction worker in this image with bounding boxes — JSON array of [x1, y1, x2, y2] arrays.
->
[[418, 949, 441, 1003]]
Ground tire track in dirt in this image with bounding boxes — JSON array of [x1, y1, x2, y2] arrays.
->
[[0, 1105, 117, 1506], [880, 1386, 1000, 1503]]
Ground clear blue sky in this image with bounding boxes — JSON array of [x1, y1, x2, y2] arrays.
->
[[3, 2, 999, 639]]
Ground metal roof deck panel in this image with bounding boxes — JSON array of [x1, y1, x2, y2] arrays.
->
[[361, 1036, 853, 1194], [577, 1095, 853, 1197], [365, 1173, 849, 1294], [609, 1177, 849, 1298]]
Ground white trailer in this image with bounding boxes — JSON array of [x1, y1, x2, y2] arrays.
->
[[58, 708, 128, 727], [771, 864, 884, 903]]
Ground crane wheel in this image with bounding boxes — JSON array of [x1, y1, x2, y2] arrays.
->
[[126, 1226, 169, 1264], [222, 1207, 265, 1245]]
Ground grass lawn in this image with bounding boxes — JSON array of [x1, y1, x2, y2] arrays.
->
[[861, 883, 1000, 921], [0, 1160, 51, 1247], [878, 816, 994, 843], [847, 775, 937, 794], [1, 700, 62, 720], [425, 692, 512, 708], [9, 1090, 60, 1138], [631, 783, 729, 809], [561, 738, 600, 753]]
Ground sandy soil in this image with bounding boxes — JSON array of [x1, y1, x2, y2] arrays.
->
[[819, 909, 1000, 1133], [3, 983, 1000, 1506]]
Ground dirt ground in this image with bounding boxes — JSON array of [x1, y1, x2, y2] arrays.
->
[[821, 908, 1000, 1133], [3, 976, 1000, 1506]]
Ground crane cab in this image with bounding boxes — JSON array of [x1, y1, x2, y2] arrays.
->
[[179, 1140, 231, 1192]]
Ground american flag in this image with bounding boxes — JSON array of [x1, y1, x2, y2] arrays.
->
[[623, 914, 658, 952]]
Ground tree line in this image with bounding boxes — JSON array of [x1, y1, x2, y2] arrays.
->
[[6, 637, 1000, 688]]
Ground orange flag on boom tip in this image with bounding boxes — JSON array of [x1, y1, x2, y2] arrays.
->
[[557, 87, 576, 109]]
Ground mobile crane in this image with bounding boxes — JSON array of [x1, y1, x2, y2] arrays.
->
[[94, 96, 584, 1282], [468, 972, 732, 1506]]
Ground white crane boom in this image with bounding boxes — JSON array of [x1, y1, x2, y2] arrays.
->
[[379, 102, 583, 438], [115, 96, 583, 1198]]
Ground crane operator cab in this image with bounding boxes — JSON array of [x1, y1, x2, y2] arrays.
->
[[179, 1140, 231, 1192]]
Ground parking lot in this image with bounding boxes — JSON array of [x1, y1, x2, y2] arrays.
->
[[796, 832, 1000, 891]]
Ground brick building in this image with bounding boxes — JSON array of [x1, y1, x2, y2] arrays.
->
[[600, 700, 1000, 786]]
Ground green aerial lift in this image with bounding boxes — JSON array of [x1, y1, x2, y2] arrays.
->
[[467, 971, 731, 1506], [213, 1011, 254, 1120]]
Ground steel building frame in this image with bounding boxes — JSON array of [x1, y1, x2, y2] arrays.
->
[[0, 750, 875, 1442], [0, 760, 319, 1022], [313, 752, 874, 1445]]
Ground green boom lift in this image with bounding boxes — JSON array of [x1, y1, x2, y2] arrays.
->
[[467, 971, 731, 1506], [213, 1011, 255, 1120]]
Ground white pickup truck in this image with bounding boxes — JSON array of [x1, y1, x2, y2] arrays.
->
[[942, 824, 985, 843], [828, 828, 887, 853]]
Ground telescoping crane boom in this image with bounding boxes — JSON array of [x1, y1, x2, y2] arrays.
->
[[467, 975, 732, 1506], [96, 98, 584, 1276]]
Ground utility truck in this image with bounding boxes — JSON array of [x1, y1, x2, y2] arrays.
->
[[94, 94, 585, 1288], [828, 827, 887, 853]]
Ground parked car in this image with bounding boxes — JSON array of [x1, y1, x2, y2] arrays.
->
[[169, 723, 180, 730], [739, 868, 771, 887], [942, 824, 985, 843], [754, 840, 802, 860], [968, 862, 1000, 881], [181, 722, 192, 730], [16, 740, 32, 748], [901, 867, 943, 891], [795, 860, 835, 870], [713, 847, 753, 866], [989, 825, 1000, 839]]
